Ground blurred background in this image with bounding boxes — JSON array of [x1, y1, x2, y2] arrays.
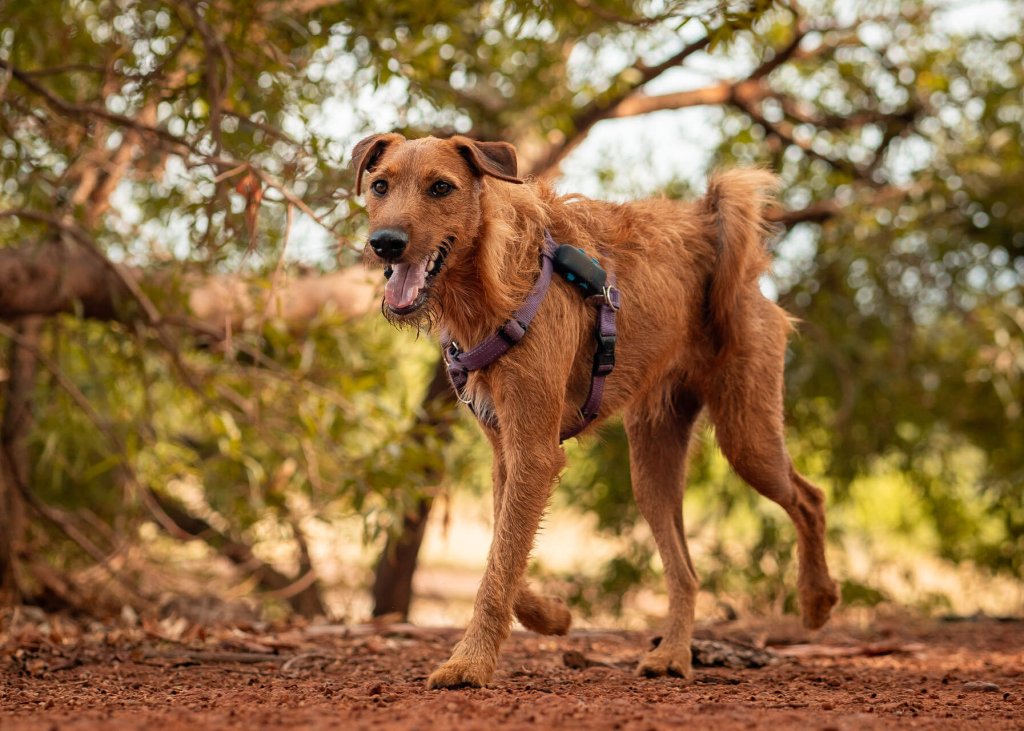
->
[[0, 0, 1021, 629]]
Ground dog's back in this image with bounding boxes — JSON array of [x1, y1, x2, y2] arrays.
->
[[524, 170, 786, 416]]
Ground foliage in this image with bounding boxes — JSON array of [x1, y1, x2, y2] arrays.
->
[[733, 2, 1024, 574], [0, 0, 1021, 617], [551, 1, 1023, 614]]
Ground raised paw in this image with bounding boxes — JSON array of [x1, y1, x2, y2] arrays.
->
[[426, 657, 494, 690], [636, 644, 694, 680], [800, 578, 840, 630], [515, 594, 572, 636]]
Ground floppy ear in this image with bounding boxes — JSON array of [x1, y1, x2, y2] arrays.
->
[[451, 136, 523, 184], [351, 133, 405, 195]]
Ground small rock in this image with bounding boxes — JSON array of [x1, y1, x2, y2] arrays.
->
[[563, 650, 590, 670], [962, 681, 1001, 693]]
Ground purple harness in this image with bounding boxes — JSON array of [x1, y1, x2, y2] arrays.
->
[[441, 231, 620, 443]]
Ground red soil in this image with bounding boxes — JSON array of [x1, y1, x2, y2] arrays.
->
[[3, 612, 1022, 730]]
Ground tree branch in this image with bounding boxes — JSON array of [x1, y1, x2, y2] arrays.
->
[[526, 16, 919, 180], [608, 80, 753, 118], [526, 17, 816, 178], [0, 60, 193, 155], [150, 491, 327, 617], [774, 93, 919, 131], [768, 198, 841, 228], [1, 61, 350, 246], [0, 324, 152, 609], [767, 183, 912, 230], [524, 34, 710, 177], [0, 235, 377, 325], [731, 95, 862, 178], [0, 317, 42, 606]]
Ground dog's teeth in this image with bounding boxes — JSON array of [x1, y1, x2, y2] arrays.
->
[[425, 250, 442, 273]]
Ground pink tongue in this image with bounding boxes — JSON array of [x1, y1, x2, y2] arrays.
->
[[384, 262, 427, 310]]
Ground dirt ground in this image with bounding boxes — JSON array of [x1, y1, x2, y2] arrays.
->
[[2, 610, 1022, 730]]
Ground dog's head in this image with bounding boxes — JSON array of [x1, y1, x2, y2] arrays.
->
[[352, 133, 523, 325]]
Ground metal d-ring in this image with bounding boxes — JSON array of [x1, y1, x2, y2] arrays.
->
[[602, 285, 621, 310], [455, 386, 474, 405]]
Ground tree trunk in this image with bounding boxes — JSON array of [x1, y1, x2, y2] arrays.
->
[[371, 496, 434, 618], [0, 317, 43, 606], [371, 359, 454, 619]]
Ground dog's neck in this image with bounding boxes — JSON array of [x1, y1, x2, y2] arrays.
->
[[434, 182, 550, 349]]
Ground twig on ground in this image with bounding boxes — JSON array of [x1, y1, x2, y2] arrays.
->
[[280, 652, 338, 677]]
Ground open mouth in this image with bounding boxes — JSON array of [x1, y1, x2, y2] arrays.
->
[[382, 238, 452, 316]]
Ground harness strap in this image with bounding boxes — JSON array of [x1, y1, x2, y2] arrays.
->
[[442, 231, 619, 443], [441, 232, 557, 395], [561, 274, 619, 441]]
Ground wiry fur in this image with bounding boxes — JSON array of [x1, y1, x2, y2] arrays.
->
[[356, 134, 840, 689]]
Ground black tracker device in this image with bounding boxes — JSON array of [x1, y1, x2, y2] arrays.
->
[[552, 244, 607, 296]]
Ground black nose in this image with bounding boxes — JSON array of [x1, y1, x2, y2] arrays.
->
[[369, 228, 408, 261]]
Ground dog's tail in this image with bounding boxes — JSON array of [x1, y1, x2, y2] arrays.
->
[[702, 168, 780, 355]]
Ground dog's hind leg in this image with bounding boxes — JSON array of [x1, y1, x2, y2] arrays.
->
[[487, 430, 572, 636], [427, 393, 566, 689], [706, 337, 839, 630], [624, 388, 703, 679], [512, 588, 572, 635]]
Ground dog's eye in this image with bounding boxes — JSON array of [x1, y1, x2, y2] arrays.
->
[[429, 180, 454, 197], [371, 179, 388, 196]]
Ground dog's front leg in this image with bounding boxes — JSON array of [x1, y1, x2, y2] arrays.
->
[[427, 387, 565, 689], [487, 428, 572, 637]]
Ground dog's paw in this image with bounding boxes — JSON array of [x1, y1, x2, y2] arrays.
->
[[800, 578, 840, 630], [515, 594, 572, 636], [636, 644, 693, 680], [426, 658, 493, 690]]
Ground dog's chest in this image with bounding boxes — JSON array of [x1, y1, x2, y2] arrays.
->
[[462, 377, 496, 426]]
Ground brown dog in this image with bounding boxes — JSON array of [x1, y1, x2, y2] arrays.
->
[[353, 133, 839, 689]]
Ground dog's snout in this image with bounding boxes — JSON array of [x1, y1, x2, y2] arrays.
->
[[369, 228, 409, 261]]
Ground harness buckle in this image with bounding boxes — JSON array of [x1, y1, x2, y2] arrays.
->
[[592, 332, 616, 376]]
